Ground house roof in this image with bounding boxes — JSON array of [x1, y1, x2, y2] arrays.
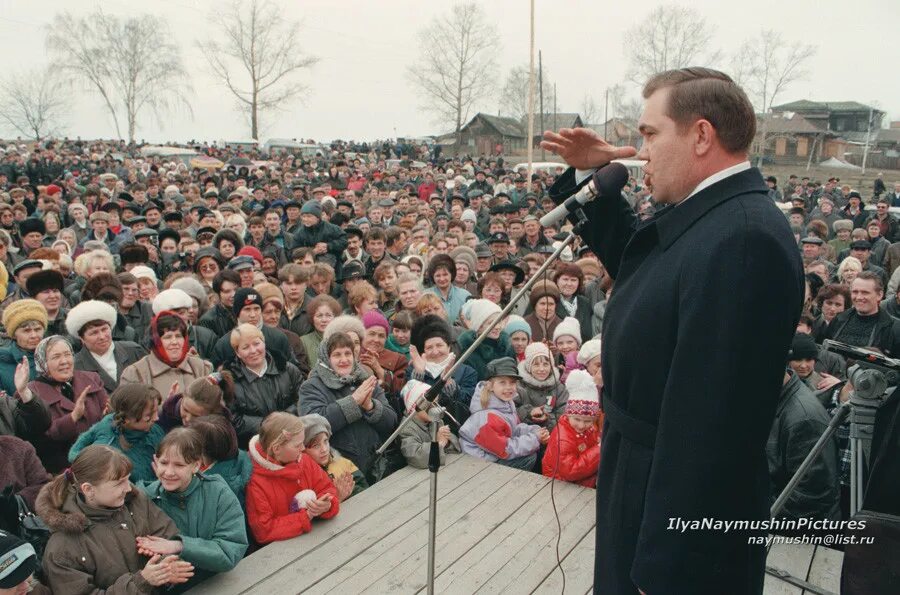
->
[[462, 113, 525, 138], [771, 100, 880, 114], [759, 113, 825, 135]]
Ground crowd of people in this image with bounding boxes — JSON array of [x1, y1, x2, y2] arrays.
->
[[0, 135, 887, 592]]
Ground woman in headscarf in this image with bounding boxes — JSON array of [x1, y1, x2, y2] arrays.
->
[[24, 336, 108, 472], [299, 333, 398, 484], [119, 311, 212, 400]]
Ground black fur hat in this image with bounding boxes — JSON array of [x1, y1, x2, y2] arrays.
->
[[119, 243, 149, 265], [411, 314, 453, 354]]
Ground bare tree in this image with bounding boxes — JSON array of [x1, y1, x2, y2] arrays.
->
[[499, 65, 556, 121], [732, 30, 817, 164], [407, 3, 499, 136], [580, 94, 600, 126], [623, 5, 720, 84], [0, 69, 67, 140], [198, 0, 318, 140], [46, 11, 190, 143]]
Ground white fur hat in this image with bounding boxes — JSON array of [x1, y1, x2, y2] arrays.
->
[[66, 300, 117, 337], [466, 299, 502, 333], [576, 339, 602, 365], [401, 379, 431, 414], [152, 288, 193, 315], [130, 265, 157, 282], [564, 369, 600, 417], [553, 316, 582, 346], [170, 277, 207, 307]]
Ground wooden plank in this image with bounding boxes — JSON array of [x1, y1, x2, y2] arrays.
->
[[532, 527, 596, 594], [352, 465, 553, 594], [765, 540, 815, 595], [802, 546, 842, 594], [245, 455, 489, 594], [434, 479, 593, 593], [187, 460, 438, 595]]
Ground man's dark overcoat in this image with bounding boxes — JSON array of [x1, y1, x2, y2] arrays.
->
[[550, 166, 804, 594]]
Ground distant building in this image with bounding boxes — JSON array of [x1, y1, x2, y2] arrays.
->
[[436, 113, 526, 156], [588, 118, 642, 150]]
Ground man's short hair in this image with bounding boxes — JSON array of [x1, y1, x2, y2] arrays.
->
[[278, 263, 310, 284], [855, 270, 883, 293], [642, 67, 756, 154], [385, 226, 406, 247], [247, 216, 264, 227], [212, 269, 241, 294], [365, 228, 386, 244]]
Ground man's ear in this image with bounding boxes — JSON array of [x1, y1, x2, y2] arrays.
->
[[693, 119, 716, 157]]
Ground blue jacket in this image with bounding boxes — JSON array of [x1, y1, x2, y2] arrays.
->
[[0, 344, 35, 397], [455, 330, 516, 381], [425, 285, 471, 323], [69, 414, 164, 483], [205, 450, 253, 507]]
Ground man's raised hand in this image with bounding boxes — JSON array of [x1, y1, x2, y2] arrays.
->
[[540, 128, 637, 170]]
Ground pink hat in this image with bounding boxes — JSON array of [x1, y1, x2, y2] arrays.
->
[[362, 310, 389, 334], [237, 246, 264, 266]]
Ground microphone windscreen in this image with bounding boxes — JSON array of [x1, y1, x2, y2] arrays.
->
[[593, 162, 629, 196]]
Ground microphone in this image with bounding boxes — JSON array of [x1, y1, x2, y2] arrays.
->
[[540, 162, 629, 228]]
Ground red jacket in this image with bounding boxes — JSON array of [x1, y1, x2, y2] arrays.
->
[[542, 415, 601, 488], [246, 435, 339, 544]]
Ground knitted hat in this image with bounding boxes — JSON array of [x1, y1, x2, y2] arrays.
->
[[2, 299, 47, 336], [301, 200, 322, 217], [299, 413, 332, 445], [322, 314, 366, 343], [254, 282, 284, 307], [523, 342, 552, 371], [450, 246, 477, 275], [24, 269, 64, 296], [65, 300, 117, 337], [576, 339, 602, 365], [466, 298, 502, 332], [504, 315, 531, 339], [362, 309, 389, 335], [564, 370, 600, 417], [411, 314, 452, 353], [237, 246, 264, 267], [788, 333, 818, 361], [130, 265, 157, 283], [460, 209, 477, 223], [171, 277, 207, 308], [152, 288, 193, 315], [529, 280, 560, 309], [232, 288, 262, 316], [0, 530, 37, 589], [400, 379, 431, 413], [553, 317, 582, 346]]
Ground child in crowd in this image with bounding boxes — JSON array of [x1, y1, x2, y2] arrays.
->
[[459, 358, 549, 470], [158, 372, 235, 431], [516, 343, 568, 430], [386, 310, 414, 359], [299, 413, 368, 501], [191, 414, 253, 506], [137, 428, 248, 589], [68, 384, 165, 482], [504, 315, 532, 362], [398, 380, 461, 469], [542, 370, 601, 488], [456, 299, 515, 380], [553, 317, 583, 382], [577, 339, 603, 386], [246, 412, 339, 544], [37, 445, 193, 593]]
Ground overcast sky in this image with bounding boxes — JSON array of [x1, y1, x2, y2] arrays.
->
[[2, 0, 897, 143]]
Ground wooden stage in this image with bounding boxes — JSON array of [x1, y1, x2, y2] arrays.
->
[[189, 453, 842, 594]]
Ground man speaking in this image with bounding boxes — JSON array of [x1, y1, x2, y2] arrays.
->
[[542, 68, 804, 594]]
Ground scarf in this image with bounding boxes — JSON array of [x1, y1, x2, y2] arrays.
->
[[150, 311, 190, 368], [424, 353, 454, 380], [34, 335, 74, 401], [311, 340, 371, 390], [559, 296, 577, 318]]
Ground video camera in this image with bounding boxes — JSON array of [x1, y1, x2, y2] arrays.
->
[[821, 340, 900, 396]]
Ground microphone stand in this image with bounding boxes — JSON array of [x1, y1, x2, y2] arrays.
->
[[375, 207, 590, 593]]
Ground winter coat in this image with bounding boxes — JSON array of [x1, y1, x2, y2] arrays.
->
[[524, 313, 561, 344], [29, 371, 109, 473], [229, 354, 303, 446], [205, 451, 253, 507], [406, 363, 478, 427], [515, 364, 568, 430], [458, 387, 541, 463], [73, 341, 147, 395], [298, 369, 398, 482], [0, 435, 50, 510], [68, 414, 165, 483], [424, 285, 471, 323], [363, 347, 407, 401], [119, 352, 212, 404], [385, 334, 410, 359], [36, 483, 178, 595], [279, 298, 312, 337], [399, 415, 461, 469], [292, 220, 348, 275], [0, 391, 51, 440], [549, 165, 803, 594], [0, 342, 36, 397], [824, 307, 900, 356], [198, 303, 236, 339], [455, 330, 516, 381], [542, 415, 600, 488], [140, 474, 248, 582], [556, 294, 594, 343], [299, 331, 323, 370], [123, 302, 153, 344], [245, 436, 339, 544], [767, 372, 840, 522], [211, 325, 299, 371]]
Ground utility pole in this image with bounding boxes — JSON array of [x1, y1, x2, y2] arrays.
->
[[604, 88, 609, 138], [539, 51, 544, 160], [553, 83, 557, 135], [862, 106, 874, 174], [526, 0, 535, 185]]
